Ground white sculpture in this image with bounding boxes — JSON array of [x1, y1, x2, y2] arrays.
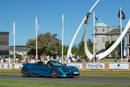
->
[[67, 0, 100, 58], [67, 0, 130, 60], [84, 20, 130, 60]]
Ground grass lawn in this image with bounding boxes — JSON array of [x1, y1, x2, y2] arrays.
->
[[80, 71, 130, 78], [0, 79, 130, 87], [0, 70, 21, 76], [0, 71, 130, 87]]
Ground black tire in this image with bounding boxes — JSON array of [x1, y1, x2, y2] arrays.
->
[[22, 68, 30, 77], [69, 76, 74, 78], [50, 69, 60, 78]]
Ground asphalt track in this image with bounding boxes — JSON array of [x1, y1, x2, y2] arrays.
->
[[0, 75, 130, 85]]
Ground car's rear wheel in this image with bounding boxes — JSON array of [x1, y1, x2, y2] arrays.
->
[[51, 69, 60, 78], [22, 68, 30, 77]]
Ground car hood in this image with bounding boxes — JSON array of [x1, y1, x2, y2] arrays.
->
[[57, 65, 79, 72]]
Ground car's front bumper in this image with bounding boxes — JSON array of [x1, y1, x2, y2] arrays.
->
[[59, 72, 80, 77]]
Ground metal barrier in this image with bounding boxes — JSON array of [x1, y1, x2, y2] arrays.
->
[[0, 62, 130, 71]]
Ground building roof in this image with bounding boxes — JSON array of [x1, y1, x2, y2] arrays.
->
[[107, 27, 130, 35], [95, 22, 108, 27], [107, 28, 120, 35]]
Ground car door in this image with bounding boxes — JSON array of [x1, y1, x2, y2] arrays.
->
[[35, 64, 51, 76]]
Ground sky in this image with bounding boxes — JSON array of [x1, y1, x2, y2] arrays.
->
[[0, 0, 130, 46]]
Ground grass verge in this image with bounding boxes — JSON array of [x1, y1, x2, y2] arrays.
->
[[80, 71, 130, 78], [0, 70, 21, 76], [0, 79, 130, 87]]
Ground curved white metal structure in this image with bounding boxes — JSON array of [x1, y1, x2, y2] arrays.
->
[[84, 20, 130, 60], [67, 17, 86, 57], [67, 0, 130, 60], [67, 0, 100, 58]]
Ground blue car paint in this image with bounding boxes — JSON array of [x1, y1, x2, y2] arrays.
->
[[57, 66, 79, 77], [21, 61, 79, 77]]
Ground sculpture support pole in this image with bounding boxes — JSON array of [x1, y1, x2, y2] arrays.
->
[[93, 12, 96, 58], [120, 7, 123, 62], [35, 17, 38, 60], [13, 22, 15, 63], [62, 14, 64, 62]]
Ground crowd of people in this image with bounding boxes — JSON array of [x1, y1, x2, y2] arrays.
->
[[0, 55, 88, 63], [0, 55, 130, 63], [24, 56, 86, 64]]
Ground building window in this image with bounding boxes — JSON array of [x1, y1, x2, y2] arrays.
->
[[102, 29, 105, 32], [129, 34, 130, 44], [102, 37, 105, 43], [95, 28, 97, 32], [110, 36, 112, 42]]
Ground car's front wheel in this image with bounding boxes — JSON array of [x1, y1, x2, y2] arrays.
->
[[22, 68, 30, 77], [50, 69, 60, 78]]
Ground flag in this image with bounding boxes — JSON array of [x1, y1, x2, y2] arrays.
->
[[95, 16, 98, 21], [95, 16, 101, 22], [118, 9, 125, 19]]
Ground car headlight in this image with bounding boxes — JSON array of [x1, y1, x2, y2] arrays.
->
[[62, 69, 69, 72]]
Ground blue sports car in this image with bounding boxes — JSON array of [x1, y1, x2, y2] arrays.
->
[[21, 60, 80, 78]]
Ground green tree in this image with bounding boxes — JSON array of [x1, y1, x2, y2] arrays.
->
[[75, 39, 93, 57], [57, 45, 69, 56], [76, 41, 85, 57], [105, 41, 116, 57], [27, 32, 61, 57], [87, 39, 93, 54]]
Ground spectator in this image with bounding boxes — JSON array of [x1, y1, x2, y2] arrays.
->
[[66, 56, 72, 62], [72, 56, 76, 62], [30, 58, 37, 63], [114, 56, 119, 62], [67, 56, 72, 62], [44, 58, 48, 64], [85, 57, 89, 62], [18, 57, 22, 63], [8, 58, 11, 63], [79, 56, 83, 62], [77, 56, 82, 62], [125, 56, 129, 62], [1, 58, 4, 63], [128, 58, 130, 62], [77, 56, 80, 62], [37, 59, 43, 65]]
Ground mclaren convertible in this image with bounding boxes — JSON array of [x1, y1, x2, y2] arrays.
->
[[21, 60, 79, 78]]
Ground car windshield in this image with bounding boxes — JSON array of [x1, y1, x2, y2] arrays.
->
[[50, 61, 64, 66]]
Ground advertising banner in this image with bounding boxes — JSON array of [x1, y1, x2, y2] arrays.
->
[[109, 63, 129, 69], [14, 64, 23, 69], [86, 63, 105, 69], [0, 64, 12, 69], [67, 64, 83, 69]]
